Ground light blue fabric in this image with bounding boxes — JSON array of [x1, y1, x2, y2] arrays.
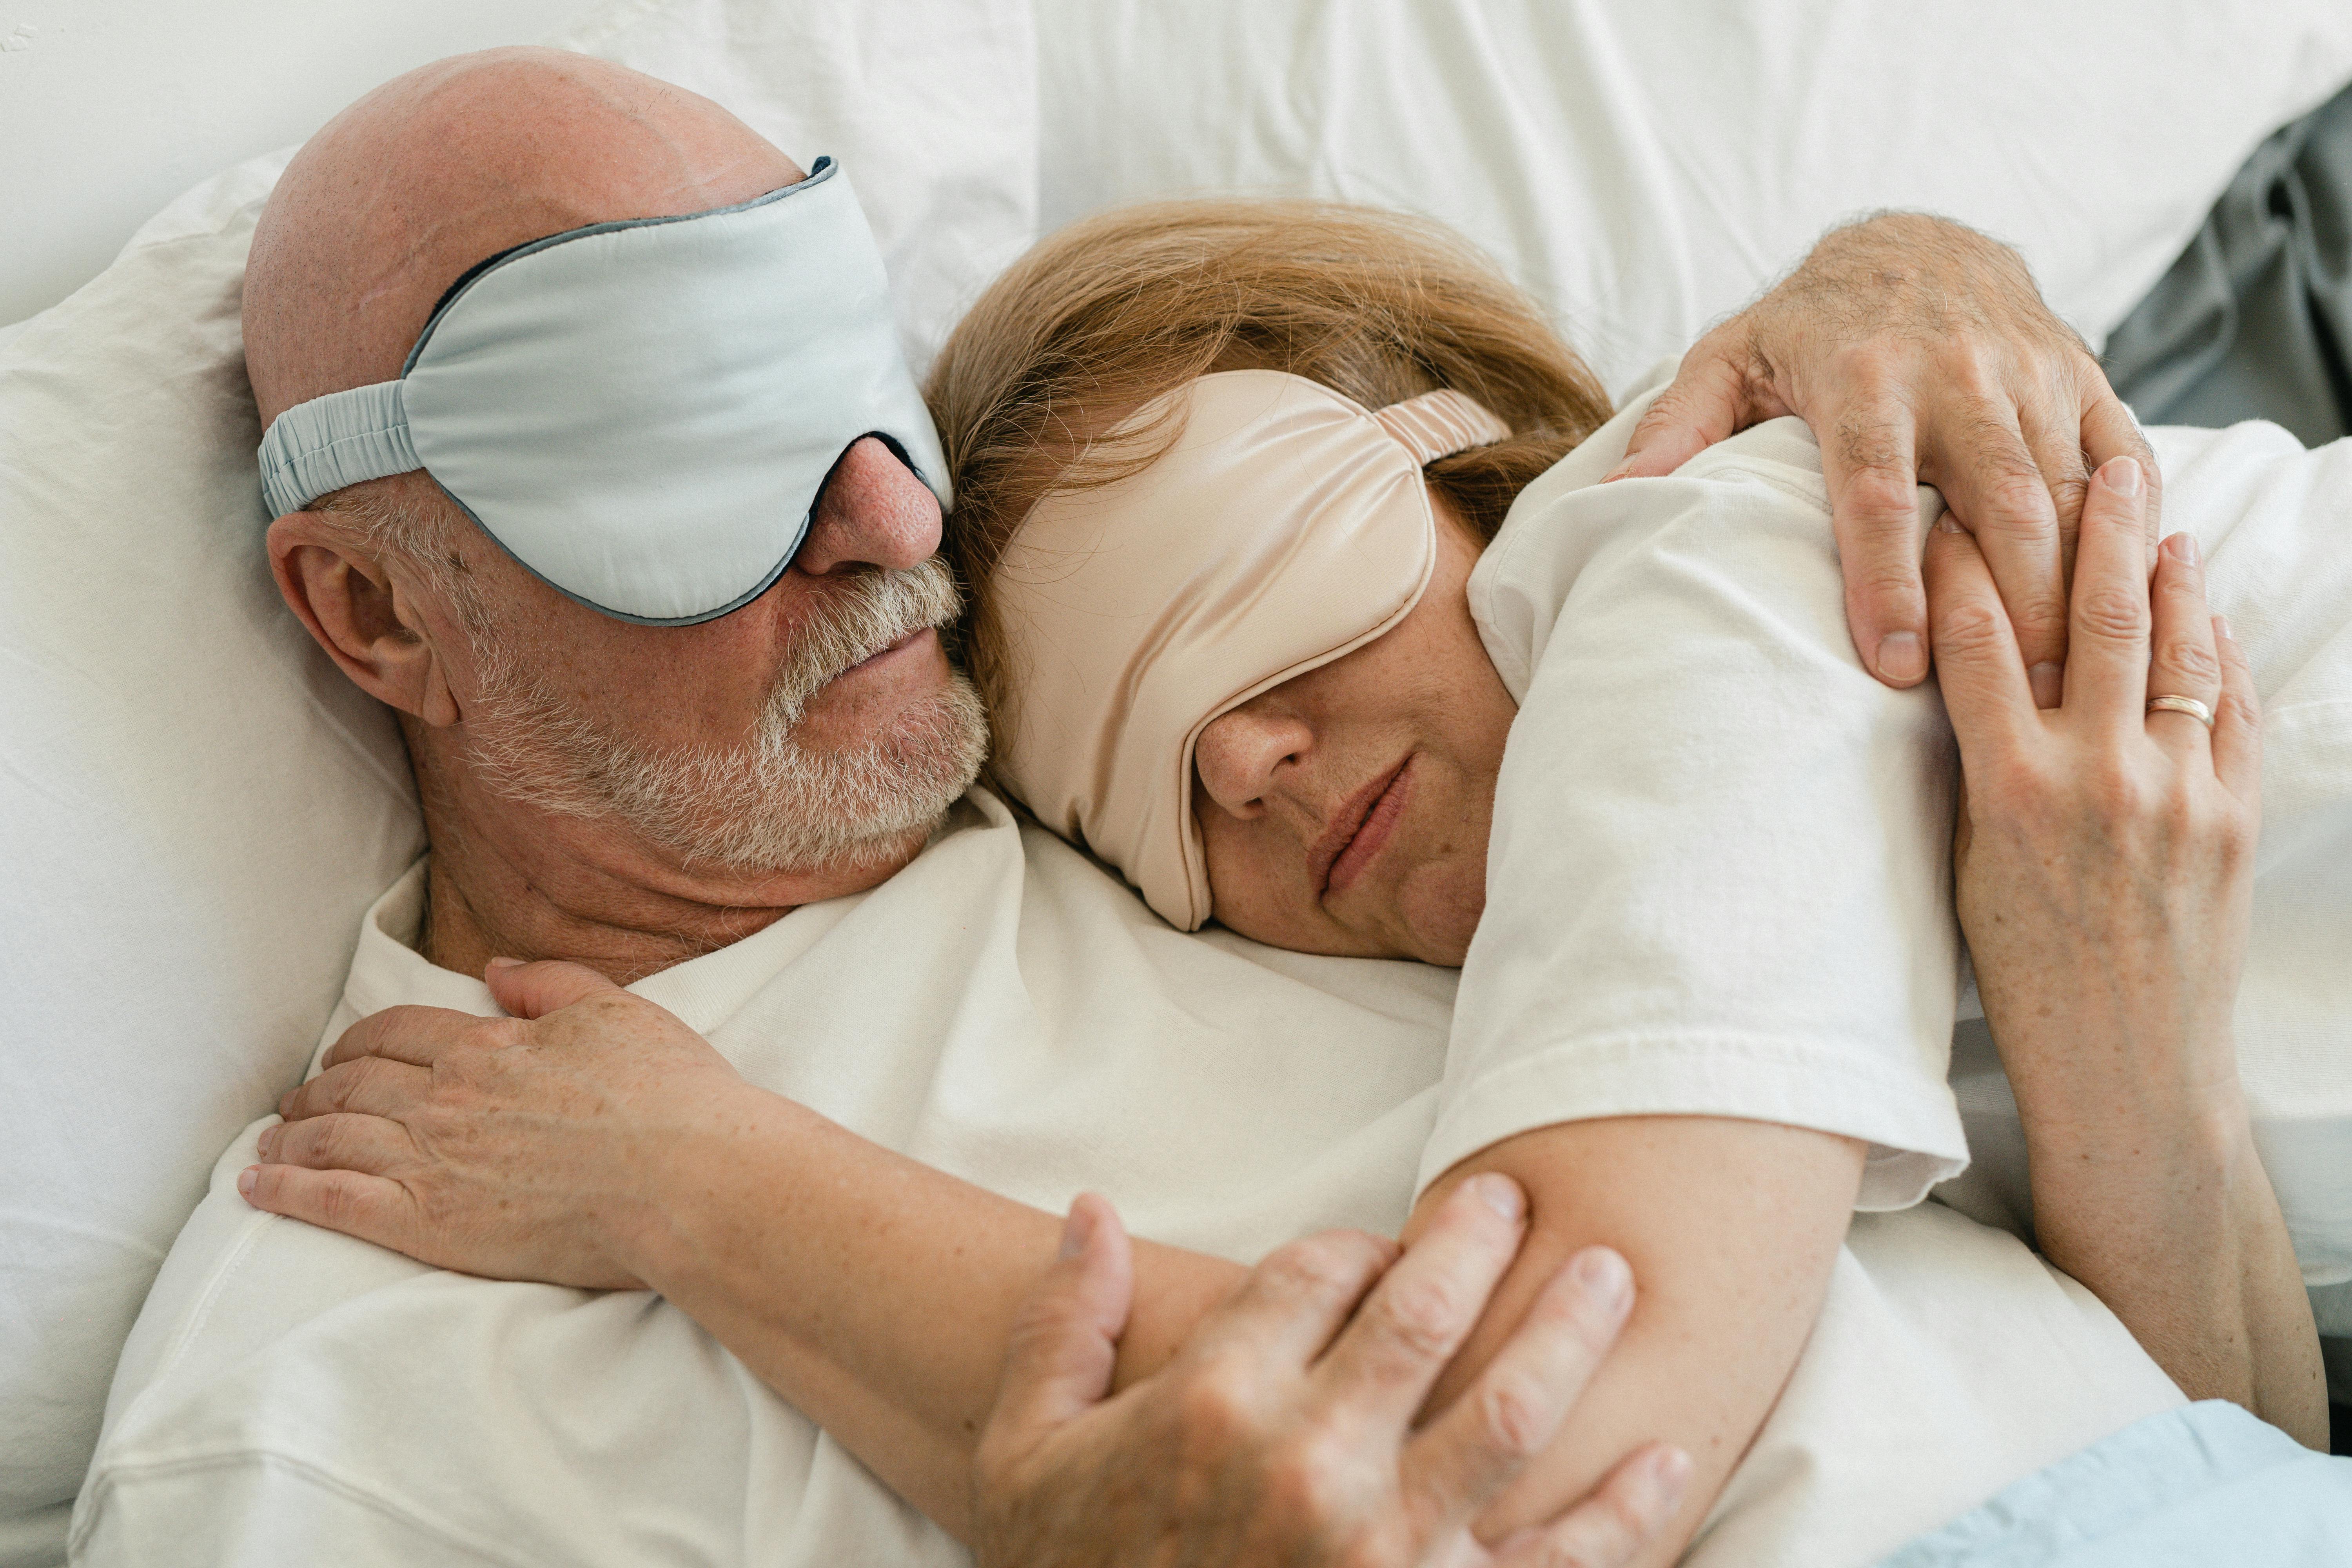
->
[[256, 380, 416, 517], [252, 158, 949, 625], [1878, 1401, 2352, 1567]]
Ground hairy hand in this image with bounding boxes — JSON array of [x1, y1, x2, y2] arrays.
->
[[1616, 212, 2155, 700], [240, 959, 753, 1289], [973, 1181, 1688, 1568]]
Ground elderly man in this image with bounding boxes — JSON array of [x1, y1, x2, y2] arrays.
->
[[77, 45, 2174, 1568]]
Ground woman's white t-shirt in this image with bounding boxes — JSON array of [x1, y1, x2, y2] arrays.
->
[[1423, 373, 2352, 1277], [1424, 378, 1969, 1207]]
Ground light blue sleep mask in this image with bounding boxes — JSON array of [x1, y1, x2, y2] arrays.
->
[[255, 158, 949, 625]]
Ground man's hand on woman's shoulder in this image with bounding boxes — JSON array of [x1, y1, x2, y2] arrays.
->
[[1612, 211, 2156, 704]]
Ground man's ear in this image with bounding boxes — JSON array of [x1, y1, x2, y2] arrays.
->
[[266, 511, 463, 728]]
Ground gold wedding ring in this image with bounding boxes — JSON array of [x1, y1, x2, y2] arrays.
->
[[2146, 694, 2216, 729]]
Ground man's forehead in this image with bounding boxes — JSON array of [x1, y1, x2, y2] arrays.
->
[[244, 47, 799, 426]]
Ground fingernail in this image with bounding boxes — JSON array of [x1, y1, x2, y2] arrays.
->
[[236, 1167, 257, 1198], [2099, 455, 2141, 497], [2164, 531, 2199, 566], [1875, 631, 1927, 683], [1602, 460, 1633, 483], [1935, 510, 1964, 535], [2029, 662, 2064, 710], [1570, 1247, 1632, 1315], [1470, 1172, 1525, 1223], [1058, 1199, 1097, 1260], [256, 1127, 274, 1159], [2216, 615, 2234, 641], [486, 956, 523, 972]]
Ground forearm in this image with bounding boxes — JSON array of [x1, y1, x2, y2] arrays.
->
[[2020, 1080, 2325, 1446], [624, 1084, 1246, 1536], [1406, 1116, 1863, 1567]]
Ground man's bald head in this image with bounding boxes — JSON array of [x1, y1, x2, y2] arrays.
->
[[245, 47, 801, 427]]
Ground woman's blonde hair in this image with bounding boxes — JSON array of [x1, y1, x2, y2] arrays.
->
[[924, 198, 1613, 713]]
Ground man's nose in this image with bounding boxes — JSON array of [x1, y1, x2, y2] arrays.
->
[[1192, 705, 1312, 818], [795, 436, 943, 576]]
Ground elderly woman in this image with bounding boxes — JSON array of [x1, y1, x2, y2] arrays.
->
[[244, 201, 2335, 1563]]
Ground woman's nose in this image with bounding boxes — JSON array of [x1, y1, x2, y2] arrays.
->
[[795, 436, 943, 576], [1193, 705, 1313, 817]]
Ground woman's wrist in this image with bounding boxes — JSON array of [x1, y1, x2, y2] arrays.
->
[[1985, 984, 2245, 1144], [617, 1079, 820, 1298]]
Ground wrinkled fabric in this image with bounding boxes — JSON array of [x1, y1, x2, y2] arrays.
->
[[2106, 80, 2352, 446]]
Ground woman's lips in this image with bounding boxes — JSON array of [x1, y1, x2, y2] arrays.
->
[[1316, 755, 1413, 900]]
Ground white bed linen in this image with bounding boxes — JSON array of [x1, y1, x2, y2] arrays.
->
[[1036, 0, 2352, 395], [76, 808, 2177, 1568]]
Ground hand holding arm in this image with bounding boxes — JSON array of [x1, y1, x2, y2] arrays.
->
[[1616, 212, 2156, 701], [971, 1191, 1688, 1567], [1922, 455, 2324, 1445]]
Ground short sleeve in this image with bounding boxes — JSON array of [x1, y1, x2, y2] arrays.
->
[[1419, 410, 1968, 1210]]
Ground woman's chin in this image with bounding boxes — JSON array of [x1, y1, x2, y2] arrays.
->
[[1394, 880, 1486, 968]]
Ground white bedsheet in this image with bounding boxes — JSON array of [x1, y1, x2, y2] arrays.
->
[[1036, 0, 2352, 394], [76, 809, 2178, 1568]]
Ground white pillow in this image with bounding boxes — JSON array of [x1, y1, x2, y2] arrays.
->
[[557, 0, 1041, 372], [1034, 0, 2352, 395], [0, 152, 426, 1561], [0, 2, 1038, 1558]]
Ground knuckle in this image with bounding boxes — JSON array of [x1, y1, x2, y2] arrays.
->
[[2043, 468, 2090, 524], [1977, 468, 2056, 532], [2073, 584, 2148, 642], [1276, 1230, 1380, 1294], [1368, 1276, 1463, 1365], [1933, 603, 2009, 657], [1259, 1436, 1352, 1539], [2154, 635, 2221, 688], [1473, 1368, 1558, 1461], [2002, 589, 2070, 643], [1820, 342, 1903, 392], [1853, 561, 1926, 606], [1841, 477, 1928, 539], [312, 1173, 363, 1228], [1834, 415, 1909, 474], [2085, 765, 2151, 826], [1172, 1360, 1254, 1452]]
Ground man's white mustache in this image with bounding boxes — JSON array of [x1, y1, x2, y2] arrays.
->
[[762, 556, 966, 729]]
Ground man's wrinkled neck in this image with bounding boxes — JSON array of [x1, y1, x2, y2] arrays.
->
[[400, 717, 929, 987]]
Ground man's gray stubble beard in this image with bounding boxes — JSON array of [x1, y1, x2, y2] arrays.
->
[[462, 556, 990, 875]]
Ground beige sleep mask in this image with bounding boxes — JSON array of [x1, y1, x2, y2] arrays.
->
[[987, 369, 1511, 929]]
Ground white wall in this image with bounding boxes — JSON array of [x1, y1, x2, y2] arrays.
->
[[0, 0, 595, 326]]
